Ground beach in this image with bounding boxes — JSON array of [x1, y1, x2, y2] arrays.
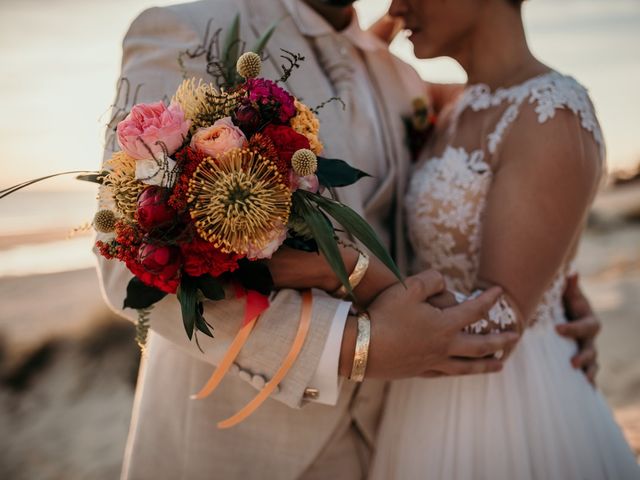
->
[[0, 189, 638, 477]]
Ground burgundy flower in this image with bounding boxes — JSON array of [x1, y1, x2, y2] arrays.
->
[[134, 242, 181, 293], [136, 186, 177, 231], [234, 102, 262, 133]]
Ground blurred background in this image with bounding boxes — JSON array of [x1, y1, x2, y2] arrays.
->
[[0, 0, 638, 477]]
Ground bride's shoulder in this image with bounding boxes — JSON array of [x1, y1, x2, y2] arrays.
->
[[493, 71, 605, 192], [497, 71, 605, 164], [525, 71, 602, 144]]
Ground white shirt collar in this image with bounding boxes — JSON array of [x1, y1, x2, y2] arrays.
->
[[280, 0, 386, 52]]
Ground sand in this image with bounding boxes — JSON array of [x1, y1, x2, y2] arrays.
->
[[0, 222, 638, 478]]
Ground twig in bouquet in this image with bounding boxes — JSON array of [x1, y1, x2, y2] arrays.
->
[[278, 49, 305, 83], [311, 97, 346, 115], [104, 78, 143, 152]]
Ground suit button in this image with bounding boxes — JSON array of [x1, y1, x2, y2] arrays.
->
[[238, 370, 252, 382], [251, 374, 266, 389], [303, 388, 320, 400], [229, 363, 240, 375]]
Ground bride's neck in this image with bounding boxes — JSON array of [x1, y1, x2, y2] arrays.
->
[[454, 6, 544, 89]]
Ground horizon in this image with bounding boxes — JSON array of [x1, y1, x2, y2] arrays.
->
[[0, 0, 638, 192]]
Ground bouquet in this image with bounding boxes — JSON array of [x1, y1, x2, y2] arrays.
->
[[86, 17, 402, 349]]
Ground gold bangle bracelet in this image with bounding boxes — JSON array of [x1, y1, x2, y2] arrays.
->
[[349, 312, 371, 383], [333, 252, 369, 299]]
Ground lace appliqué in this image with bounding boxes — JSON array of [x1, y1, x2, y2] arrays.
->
[[454, 71, 605, 157], [454, 291, 518, 334], [406, 147, 491, 293]]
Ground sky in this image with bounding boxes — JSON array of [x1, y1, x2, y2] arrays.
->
[[0, 0, 638, 191]]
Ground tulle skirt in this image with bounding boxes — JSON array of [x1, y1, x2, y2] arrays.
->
[[370, 321, 639, 480]]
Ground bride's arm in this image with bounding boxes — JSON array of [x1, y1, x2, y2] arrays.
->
[[467, 106, 603, 333]]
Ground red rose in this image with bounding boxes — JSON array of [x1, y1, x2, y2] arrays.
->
[[130, 242, 181, 293], [262, 124, 311, 164], [136, 186, 177, 231], [180, 236, 243, 278]]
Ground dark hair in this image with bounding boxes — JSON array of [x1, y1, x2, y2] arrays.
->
[[510, 0, 525, 5]]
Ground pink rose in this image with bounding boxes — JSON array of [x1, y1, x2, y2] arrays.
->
[[246, 223, 287, 260], [190, 117, 247, 158], [117, 101, 190, 160]]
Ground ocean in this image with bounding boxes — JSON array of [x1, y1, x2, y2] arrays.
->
[[0, 0, 638, 277]]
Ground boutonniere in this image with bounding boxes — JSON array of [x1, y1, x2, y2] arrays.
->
[[403, 96, 437, 161]]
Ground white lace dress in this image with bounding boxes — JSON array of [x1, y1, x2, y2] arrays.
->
[[370, 72, 639, 479]]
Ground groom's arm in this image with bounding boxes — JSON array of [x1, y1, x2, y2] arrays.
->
[[95, 6, 350, 409]]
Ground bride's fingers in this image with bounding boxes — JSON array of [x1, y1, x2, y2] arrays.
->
[[448, 331, 519, 358]]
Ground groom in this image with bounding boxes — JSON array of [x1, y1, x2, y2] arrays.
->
[[96, 0, 602, 478]]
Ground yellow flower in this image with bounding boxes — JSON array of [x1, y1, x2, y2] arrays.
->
[[102, 152, 145, 219], [172, 78, 241, 131], [187, 148, 292, 254], [290, 99, 323, 155]]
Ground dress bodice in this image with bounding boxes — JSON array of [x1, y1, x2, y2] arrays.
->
[[406, 71, 604, 329]]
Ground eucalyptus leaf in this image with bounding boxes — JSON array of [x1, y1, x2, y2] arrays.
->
[[250, 18, 279, 55], [316, 157, 370, 188], [294, 192, 351, 295], [123, 277, 168, 309], [222, 13, 241, 85], [195, 306, 214, 338], [177, 275, 199, 340], [306, 191, 404, 284]]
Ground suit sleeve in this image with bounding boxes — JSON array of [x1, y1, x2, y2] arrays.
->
[[94, 7, 349, 409]]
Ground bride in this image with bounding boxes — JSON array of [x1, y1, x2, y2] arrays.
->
[[365, 0, 639, 478], [269, 0, 638, 477]]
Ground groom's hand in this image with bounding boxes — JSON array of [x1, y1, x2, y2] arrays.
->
[[352, 270, 519, 380]]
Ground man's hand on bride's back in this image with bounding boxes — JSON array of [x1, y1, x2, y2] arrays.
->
[[361, 270, 519, 379]]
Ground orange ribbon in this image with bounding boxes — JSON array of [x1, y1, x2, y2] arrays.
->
[[190, 288, 269, 400], [217, 289, 313, 429]]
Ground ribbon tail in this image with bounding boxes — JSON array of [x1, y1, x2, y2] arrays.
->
[[217, 289, 313, 429], [190, 315, 259, 400], [191, 290, 269, 400]]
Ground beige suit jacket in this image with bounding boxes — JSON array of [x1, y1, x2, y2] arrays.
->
[[94, 0, 423, 478]]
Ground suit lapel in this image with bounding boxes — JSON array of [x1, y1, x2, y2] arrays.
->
[[361, 49, 416, 273]]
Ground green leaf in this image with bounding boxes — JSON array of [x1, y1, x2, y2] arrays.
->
[[294, 191, 352, 295], [306, 192, 404, 284], [177, 275, 199, 340], [123, 277, 168, 309], [76, 171, 106, 184], [316, 157, 370, 188], [196, 275, 225, 301], [195, 304, 214, 338], [250, 18, 280, 55], [222, 13, 241, 85]]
